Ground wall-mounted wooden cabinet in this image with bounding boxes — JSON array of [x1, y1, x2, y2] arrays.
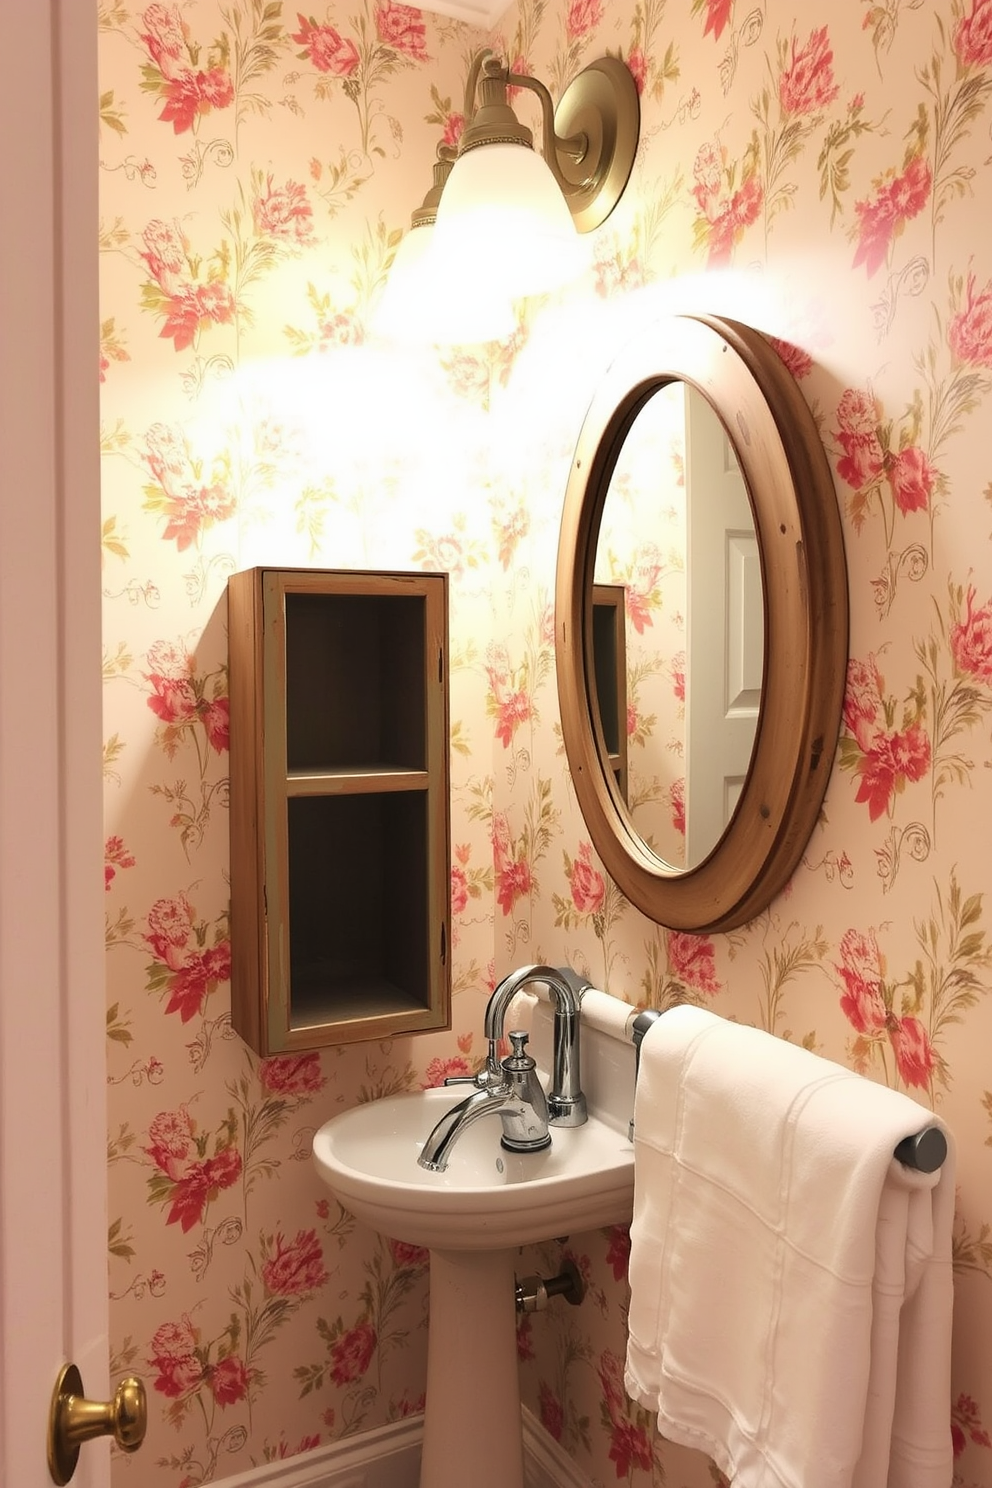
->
[[228, 567, 451, 1054]]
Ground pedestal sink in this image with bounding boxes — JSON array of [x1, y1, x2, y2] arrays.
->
[[312, 1004, 636, 1488]]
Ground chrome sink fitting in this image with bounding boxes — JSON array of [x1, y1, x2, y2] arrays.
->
[[418, 964, 590, 1172]]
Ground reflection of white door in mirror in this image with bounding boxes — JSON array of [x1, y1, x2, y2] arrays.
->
[[685, 393, 763, 868]]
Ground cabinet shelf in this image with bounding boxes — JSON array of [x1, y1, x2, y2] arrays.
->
[[285, 767, 430, 795], [228, 567, 451, 1054]]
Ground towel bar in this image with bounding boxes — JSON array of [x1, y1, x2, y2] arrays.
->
[[627, 1008, 947, 1172], [893, 1126, 947, 1173]]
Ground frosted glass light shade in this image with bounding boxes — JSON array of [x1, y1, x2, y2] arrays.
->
[[372, 221, 517, 345], [433, 142, 588, 299]]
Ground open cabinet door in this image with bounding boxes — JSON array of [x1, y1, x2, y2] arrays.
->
[[0, 3, 121, 1485]]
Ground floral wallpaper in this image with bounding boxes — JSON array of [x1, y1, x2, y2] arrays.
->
[[97, 2, 992, 1487]]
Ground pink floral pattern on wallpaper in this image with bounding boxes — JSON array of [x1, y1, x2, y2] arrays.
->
[[98, 1, 992, 1485]]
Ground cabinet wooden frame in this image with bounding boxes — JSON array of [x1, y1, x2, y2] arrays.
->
[[228, 567, 451, 1054]]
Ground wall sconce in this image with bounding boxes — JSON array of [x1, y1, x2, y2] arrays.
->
[[434, 51, 640, 301], [374, 50, 640, 345]]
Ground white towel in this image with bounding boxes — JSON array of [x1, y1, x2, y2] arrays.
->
[[624, 1006, 954, 1488]]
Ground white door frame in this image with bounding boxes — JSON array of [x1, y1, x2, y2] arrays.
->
[[0, 3, 109, 1485]]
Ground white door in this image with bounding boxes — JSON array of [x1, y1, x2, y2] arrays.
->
[[0, 4, 115, 1485], [684, 389, 764, 868]]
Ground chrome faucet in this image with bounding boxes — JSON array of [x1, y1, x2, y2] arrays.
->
[[484, 964, 588, 1127], [418, 1030, 550, 1172], [417, 964, 589, 1173]]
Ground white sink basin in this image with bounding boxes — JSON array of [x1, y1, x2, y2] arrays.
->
[[311, 989, 639, 1488], [312, 1083, 634, 1251]]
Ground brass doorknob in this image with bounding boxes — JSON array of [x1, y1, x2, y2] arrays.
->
[[48, 1363, 147, 1485]]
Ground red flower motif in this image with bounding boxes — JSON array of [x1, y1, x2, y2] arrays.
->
[[451, 863, 469, 916], [668, 929, 720, 995], [671, 652, 686, 702], [139, 4, 187, 74], [253, 176, 315, 245], [949, 272, 992, 369], [146, 1106, 195, 1180], [779, 26, 839, 116], [626, 45, 647, 93], [159, 281, 235, 353], [852, 154, 931, 278], [702, 0, 733, 39], [495, 689, 532, 746], [209, 1355, 251, 1406], [843, 655, 884, 752], [319, 311, 365, 349], [597, 1349, 627, 1421], [166, 1146, 242, 1232], [887, 445, 936, 514], [259, 1051, 325, 1095], [496, 857, 532, 916], [201, 695, 230, 752], [388, 1237, 429, 1269], [374, 3, 428, 60], [605, 1224, 631, 1281], [145, 893, 195, 965], [329, 1320, 376, 1384], [516, 1312, 534, 1361], [539, 1381, 564, 1441], [951, 586, 992, 682], [835, 928, 888, 1034], [104, 834, 136, 890], [853, 722, 931, 821], [569, 842, 605, 915], [769, 336, 814, 380], [566, 0, 603, 38], [954, 0, 992, 67], [692, 143, 763, 265], [158, 66, 234, 134], [147, 672, 199, 727], [263, 1228, 328, 1297], [441, 111, 464, 147], [148, 1315, 202, 1398], [834, 387, 885, 491], [164, 942, 231, 1022], [141, 221, 189, 297], [888, 1015, 936, 1089], [608, 1418, 654, 1477], [422, 1055, 470, 1088], [292, 15, 359, 74], [952, 1392, 992, 1457]]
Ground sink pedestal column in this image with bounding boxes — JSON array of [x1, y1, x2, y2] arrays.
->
[[420, 1248, 524, 1488]]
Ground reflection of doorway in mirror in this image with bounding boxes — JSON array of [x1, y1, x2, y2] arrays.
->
[[685, 394, 763, 869], [593, 384, 688, 868]]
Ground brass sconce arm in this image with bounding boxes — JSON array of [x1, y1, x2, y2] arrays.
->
[[504, 69, 589, 182], [455, 48, 640, 234]]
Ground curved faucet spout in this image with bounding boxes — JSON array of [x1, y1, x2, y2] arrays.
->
[[418, 1074, 550, 1173], [484, 964, 588, 1128]]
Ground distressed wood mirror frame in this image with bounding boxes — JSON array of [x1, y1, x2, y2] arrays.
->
[[555, 313, 849, 932]]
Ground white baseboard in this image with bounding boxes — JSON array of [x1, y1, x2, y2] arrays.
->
[[207, 1406, 594, 1488], [521, 1406, 596, 1488], [211, 1417, 421, 1488]]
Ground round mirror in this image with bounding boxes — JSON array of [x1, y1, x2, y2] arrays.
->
[[556, 314, 848, 931], [590, 380, 761, 871]]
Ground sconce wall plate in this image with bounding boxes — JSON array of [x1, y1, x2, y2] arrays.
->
[[554, 57, 640, 233]]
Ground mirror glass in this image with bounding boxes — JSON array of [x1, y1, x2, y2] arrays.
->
[[590, 382, 762, 872], [556, 314, 848, 932]]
